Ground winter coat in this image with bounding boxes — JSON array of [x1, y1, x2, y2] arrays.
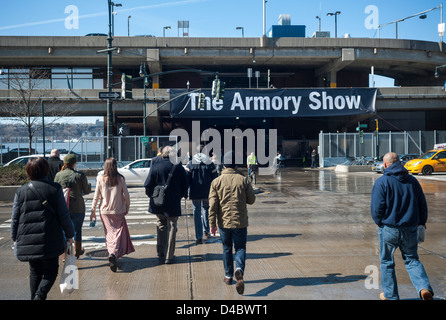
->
[[144, 157, 188, 217], [54, 168, 91, 214], [186, 153, 218, 200], [371, 161, 428, 228], [47, 156, 63, 182], [209, 167, 256, 229], [11, 179, 75, 261]]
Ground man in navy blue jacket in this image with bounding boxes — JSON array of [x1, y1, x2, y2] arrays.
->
[[186, 146, 218, 244], [144, 146, 188, 264], [371, 152, 433, 300]]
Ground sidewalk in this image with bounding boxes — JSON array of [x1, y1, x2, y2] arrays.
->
[[1, 168, 445, 303]]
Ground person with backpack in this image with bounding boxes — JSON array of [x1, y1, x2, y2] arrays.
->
[[186, 145, 218, 244]]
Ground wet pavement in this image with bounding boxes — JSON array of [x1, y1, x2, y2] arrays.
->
[[0, 168, 445, 303]]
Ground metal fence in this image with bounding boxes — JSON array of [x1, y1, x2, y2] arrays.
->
[[0, 135, 178, 167], [318, 130, 446, 167]]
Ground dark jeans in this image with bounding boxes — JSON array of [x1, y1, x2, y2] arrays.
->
[[218, 227, 247, 278], [29, 256, 59, 300], [70, 213, 85, 241]]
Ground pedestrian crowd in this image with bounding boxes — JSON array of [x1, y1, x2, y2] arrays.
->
[[10, 148, 434, 300]]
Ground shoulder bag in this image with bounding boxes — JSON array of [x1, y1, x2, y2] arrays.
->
[[63, 171, 76, 209], [151, 164, 175, 207]]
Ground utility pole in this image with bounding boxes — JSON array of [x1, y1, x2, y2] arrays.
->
[[106, 0, 114, 158]]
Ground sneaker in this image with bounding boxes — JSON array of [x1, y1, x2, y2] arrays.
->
[[109, 254, 117, 272], [224, 277, 233, 285], [235, 269, 244, 295], [379, 292, 388, 300], [420, 289, 433, 300]]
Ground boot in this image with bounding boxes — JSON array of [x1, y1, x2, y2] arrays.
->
[[74, 240, 85, 259]]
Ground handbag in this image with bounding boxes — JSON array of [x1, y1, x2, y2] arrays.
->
[[151, 164, 175, 207], [59, 243, 78, 294], [63, 171, 76, 208]]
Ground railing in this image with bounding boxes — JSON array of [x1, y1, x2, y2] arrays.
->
[[318, 130, 446, 167]]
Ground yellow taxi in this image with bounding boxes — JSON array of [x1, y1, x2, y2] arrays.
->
[[404, 149, 446, 175]]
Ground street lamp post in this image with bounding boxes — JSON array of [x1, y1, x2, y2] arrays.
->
[[163, 26, 171, 37], [327, 11, 341, 38], [128, 15, 131, 36], [236, 27, 244, 37], [111, 3, 122, 36], [106, 0, 115, 158]]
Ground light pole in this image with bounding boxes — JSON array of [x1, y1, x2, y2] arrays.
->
[[139, 63, 149, 138], [316, 16, 321, 32], [128, 15, 131, 36], [377, 5, 443, 40], [111, 2, 122, 36], [106, 0, 116, 158], [327, 11, 341, 38], [236, 27, 244, 37], [163, 26, 171, 37], [263, 0, 267, 36]]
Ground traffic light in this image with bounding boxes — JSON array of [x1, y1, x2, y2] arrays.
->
[[198, 93, 206, 109], [212, 78, 225, 100], [218, 81, 225, 100], [121, 74, 133, 99]]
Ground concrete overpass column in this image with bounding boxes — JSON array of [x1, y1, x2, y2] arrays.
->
[[146, 49, 162, 89]]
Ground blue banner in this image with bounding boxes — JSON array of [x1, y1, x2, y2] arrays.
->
[[170, 88, 377, 118]]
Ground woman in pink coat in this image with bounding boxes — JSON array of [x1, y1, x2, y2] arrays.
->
[[90, 158, 134, 272]]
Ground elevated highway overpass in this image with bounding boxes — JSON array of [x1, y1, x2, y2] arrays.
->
[[1, 36, 446, 135]]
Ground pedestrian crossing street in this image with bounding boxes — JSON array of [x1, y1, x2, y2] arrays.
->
[[82, 195, 160, 250]]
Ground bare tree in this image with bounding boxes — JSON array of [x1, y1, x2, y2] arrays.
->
[[0, 67, 76, 154]]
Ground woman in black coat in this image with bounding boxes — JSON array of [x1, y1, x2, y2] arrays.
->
[[11, 157, 74, 300]]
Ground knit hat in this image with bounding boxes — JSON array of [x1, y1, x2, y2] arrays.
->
[[63, 154, 76, 165], [223, 151, 236, 168]]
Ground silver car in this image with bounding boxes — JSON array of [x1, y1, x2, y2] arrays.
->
[[371, 157, 384, 173], [97, 158, 152, 187]]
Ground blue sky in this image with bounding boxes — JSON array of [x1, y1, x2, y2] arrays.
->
[[1, 0, 443, 40], [1, 1, 444, 123]]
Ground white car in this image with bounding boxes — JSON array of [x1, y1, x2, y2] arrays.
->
[[3, 154, 67, 167], [97, 158, 152, 187]]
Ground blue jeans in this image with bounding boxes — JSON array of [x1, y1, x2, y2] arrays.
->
[[192, 199, 210, 240], [70, 213, 85, 241], [379, 225, 433, 300], [218, 227, 247, 278]]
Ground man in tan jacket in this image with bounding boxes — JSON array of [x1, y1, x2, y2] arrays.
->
[[209, 151, 256, 295]]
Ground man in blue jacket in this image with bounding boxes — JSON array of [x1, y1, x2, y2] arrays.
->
[[371, 152, 434, 300], [186, 145, 218, 244]]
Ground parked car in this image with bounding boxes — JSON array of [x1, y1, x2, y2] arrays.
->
[[2, 148, 37, 163], [371, 157, 384, 173], [97, 158, 152, 186], [4, 154, 45, 167], [399, 154, 420, 165], [4, 154, 67, 167], [404, 149, 446, 175]]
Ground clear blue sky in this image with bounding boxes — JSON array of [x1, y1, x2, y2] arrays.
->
[[1, 1, 444, 123], [1, 0, 443, 40]]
